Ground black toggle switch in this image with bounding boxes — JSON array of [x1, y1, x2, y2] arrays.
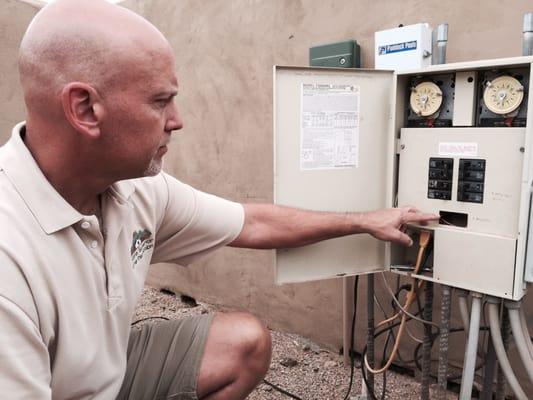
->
[[428, 157, 453, 201], [457, 158, 486, 204]]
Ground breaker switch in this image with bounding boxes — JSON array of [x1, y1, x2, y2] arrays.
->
[[428, 190, 452, 200], [458, 182, 484, 193], [459, 170, 485, 181], [458, 159, 486, 203], [428, 157, 453, 201]]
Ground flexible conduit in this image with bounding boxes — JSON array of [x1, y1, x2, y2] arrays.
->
[[506, 302, 533, 384], [459, 293, 482, 400], [487, 299, 527, 400]]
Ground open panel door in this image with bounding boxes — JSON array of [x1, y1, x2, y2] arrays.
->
[[274, 66, 395, 284]]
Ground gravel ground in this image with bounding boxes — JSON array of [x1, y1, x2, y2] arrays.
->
[[134, 287, 457, 400]]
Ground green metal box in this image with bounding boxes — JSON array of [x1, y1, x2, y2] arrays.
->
[[309, 40, 361, 68]]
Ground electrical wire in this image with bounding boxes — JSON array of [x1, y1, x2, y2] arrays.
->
[[262, 276, 360, 400], [378, 244, 434, 329], [364, 230, 432, 374], [361, 320, 404, 400], [262, 379, 303, 400], [342, 275, 359, 400], [373, 293, 410, 365], [131, 316, 169, 326], [380, 273, 440, 330]]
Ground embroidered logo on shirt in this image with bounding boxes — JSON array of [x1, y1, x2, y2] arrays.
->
[[130, 229, 154, 267]]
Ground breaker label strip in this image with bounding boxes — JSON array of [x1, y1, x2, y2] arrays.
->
[[438, 142, 478, 157]]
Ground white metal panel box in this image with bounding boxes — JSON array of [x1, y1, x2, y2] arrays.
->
[[274, 56, 533, 300], [375, 23, 432, 71]]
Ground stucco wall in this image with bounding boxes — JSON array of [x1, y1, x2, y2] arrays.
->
[[0, 0, 39, 140], [2, 0, 533, 395], [121, 0, 533, 348]]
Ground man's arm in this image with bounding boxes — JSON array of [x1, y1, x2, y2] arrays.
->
[[0, 296, 51, 399], [229, 204, 438, 249]]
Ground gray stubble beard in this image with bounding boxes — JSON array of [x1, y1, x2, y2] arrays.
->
[[143, 157, 163, 177]]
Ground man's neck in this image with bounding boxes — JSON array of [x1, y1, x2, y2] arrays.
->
[[23, 123, 111, 215]]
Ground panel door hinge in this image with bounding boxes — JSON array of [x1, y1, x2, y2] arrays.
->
[[395, 138, 402, 154]]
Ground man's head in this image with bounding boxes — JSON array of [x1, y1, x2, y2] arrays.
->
[[19, 0, 183, 180]]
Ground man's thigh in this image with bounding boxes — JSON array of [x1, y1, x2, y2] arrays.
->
[[117, 314, 214, 400]]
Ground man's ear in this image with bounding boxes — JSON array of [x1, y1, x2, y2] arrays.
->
[[60, 82, 104, 139]]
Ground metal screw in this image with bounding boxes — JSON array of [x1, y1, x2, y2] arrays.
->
[[520, 147, 525, 153], [339, 57, 346, 65], [401, 144, 406, 150]]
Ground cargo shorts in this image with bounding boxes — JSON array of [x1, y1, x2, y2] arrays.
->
[[116, 314, 214, 400]]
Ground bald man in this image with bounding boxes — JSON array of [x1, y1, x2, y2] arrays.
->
[[0, 0, 438, 399]]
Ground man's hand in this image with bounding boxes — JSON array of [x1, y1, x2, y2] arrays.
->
[[359, 206, 439, 247]]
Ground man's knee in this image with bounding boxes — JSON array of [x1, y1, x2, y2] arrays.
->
[[215, 312, 272, 374], [234, 312, 271, 364]]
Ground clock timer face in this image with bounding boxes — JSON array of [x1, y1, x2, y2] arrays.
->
[[409, 81, 443, 117], [483, 75, 524, 115]]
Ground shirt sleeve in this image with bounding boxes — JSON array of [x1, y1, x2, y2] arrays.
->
[[0, 296, 51, 399], [151, 172, 244, 265]]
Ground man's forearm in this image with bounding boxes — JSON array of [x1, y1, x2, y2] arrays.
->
[[229, 204, 438, 249], [229, 204, 365, 249]]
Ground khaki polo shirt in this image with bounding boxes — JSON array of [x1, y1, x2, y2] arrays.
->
[[0, 123, 244, 399]]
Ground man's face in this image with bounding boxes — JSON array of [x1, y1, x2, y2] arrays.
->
[[98, 47, 183, 180]]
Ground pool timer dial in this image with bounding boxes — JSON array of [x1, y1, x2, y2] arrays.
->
[[409, 81, 443, 117], [483, 75, 524, 115]]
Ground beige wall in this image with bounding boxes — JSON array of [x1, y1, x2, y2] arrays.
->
[[2, 0, 533, 394], [123, 0, 533, 348], [0, 0, 40, 140]]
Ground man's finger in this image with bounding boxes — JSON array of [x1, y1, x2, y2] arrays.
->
[[400, 205, 419, 214], [404, 212, 439, 223], [394, 231, 413, 247]]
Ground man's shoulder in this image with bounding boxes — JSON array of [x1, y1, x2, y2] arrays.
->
[[0, 171, 48, 252]]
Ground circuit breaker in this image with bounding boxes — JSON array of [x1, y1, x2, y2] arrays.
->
[[274, 56, 533, 300], [428, 158, 453, 200]]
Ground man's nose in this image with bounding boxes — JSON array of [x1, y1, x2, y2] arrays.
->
[[166, 104, 183, 132]]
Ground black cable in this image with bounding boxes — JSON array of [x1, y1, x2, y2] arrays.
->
[[263, 276, 360, 400], [131, 316, 169, 326], [360, 244, 435, 400], [262, 379, 304, 400], [342, 275, 359, 400], [361, 320, 404, 400]]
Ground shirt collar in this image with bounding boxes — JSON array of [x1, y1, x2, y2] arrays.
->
[[0, 122, 135, 234]]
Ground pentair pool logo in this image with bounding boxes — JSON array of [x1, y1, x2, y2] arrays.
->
[[130, 229, 154, 267], [378, 40, 417, 55]]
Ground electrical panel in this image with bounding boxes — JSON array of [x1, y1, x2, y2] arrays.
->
[[274, 56, 533, 300]]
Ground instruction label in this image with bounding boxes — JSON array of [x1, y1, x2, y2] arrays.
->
[[300, 83, 360, 170]]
